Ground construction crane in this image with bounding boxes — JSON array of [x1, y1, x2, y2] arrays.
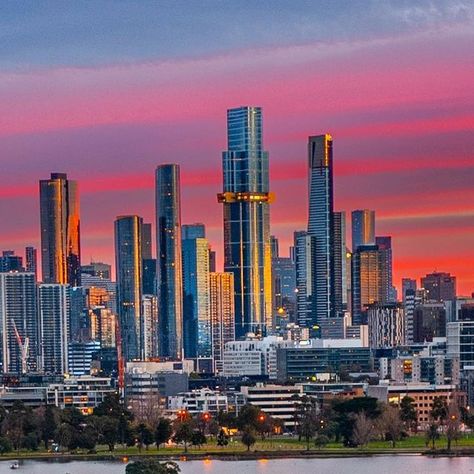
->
[[11, 320, 29, 374]]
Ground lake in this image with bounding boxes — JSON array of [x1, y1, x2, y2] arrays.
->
[[1, 456, 474, 473]]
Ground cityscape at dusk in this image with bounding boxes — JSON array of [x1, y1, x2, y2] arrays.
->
[[0, 1, 473, 471]]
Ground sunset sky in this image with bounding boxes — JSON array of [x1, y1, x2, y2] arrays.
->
[[1, 1, 473, 294]]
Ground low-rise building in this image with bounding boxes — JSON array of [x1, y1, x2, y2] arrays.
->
[[367, 383, 466, 429], [240, 383, 303, 428], [168, 388, 228, 415]]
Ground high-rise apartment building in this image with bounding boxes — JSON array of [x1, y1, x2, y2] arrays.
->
[[294, 230, 315, 329], [38, 284, 70, 374], [368, 303, 405, 349], [0, 272, 39, 373], [39, 173, 81, 285], [218, 106, 272, 338], [402, 278, 417, 305], [156, 164, 183, 359], [333, 211, 347, 315], [141, 294, 158, 359], [141, 223, 153, 260], [182, 224, 210, 358], [376, 236, 396, 302], [307, 134, 335, 324], [209, 272, 235, 374], [352, 209, 375, 251], [115, 215, 143, 361], [413, 303, 446, 342], [25, 246, 37, 279], [421, 272, 456, 302]]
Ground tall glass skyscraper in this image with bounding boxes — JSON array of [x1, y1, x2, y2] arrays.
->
[[333, 211, 347, 315], [114, 215, 143, 361], [40, 173, 81, 286], [182, 224, 210, 358], [156, 164, 183, 359], [218, 106, 272, 338], [308, 134, 335, 323]]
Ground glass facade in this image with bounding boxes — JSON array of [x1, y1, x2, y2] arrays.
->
[[307, 134, 335, 323], [219, 106, 272, 338], [40, 173, 81, 286], [155, 164, 183, 359], [182, 224, 211, 358], [351, 209, 375, 252], [114, 215, 143, 361]]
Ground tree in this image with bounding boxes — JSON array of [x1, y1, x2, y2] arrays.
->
[[446, 403, 461, 452], [333, 397, 381, 446], [431, 397, 448, 424], [379, 405, 404, 448], [217, 428, 229, 447], [298, 397, 319, 450], [352, 412, 374, 447], [0, 437, 12, 455], [40, 405, 58, 449], [155, 418, 172, 449], [126, 459, 180, 474], [137, 423, 155, 451], [426, 423, 440, 449], [56, 423, 73, 452], [99, 416, 119, 452], [78, 425, 98, 452], [191, 430, 207, 449], [399, 396, 417, 432], [241, 427, 257, 451], [60, 407, 84, 429], [314, 434, 329, 450], [173, 420, 194, 453], [237, 405, 262, 431]]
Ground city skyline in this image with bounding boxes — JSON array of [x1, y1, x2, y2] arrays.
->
[[1, 2, 473, 295]]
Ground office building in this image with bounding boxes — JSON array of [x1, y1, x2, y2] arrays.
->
[[402, 278, 417, 306], [413, 303, 446, 343], [39, 173, 81, 286], [156, 164, 183, 359], [68, 340, 101, 376], [115, 215, 143, 361], [448, 320, 474, 369], [0, 251, 23, 272], [307, 134, 335, 321], [421, 272, 456, 302], [218, 106, 272, 338], [90, 307, 116, 348], [351, 209, 375, 251], [367, 303, 405, 349], [81, 261, 111, 280], [38, 284, 70, 374], [0, 272, 39, 373], [25, 247, 37, 279], [404, 288, 424, 345], [272, 255, 296, 324], [182, 224, 210, 358], [141, 222, 153, 260], [142, 258, 156, 295], [70, 286, 89, 342], [209, 272, 235, 374]]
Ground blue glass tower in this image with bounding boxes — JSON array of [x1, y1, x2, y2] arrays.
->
[[308, 134, 335, 325], [156, 164, 183, 359], [114, 215, 143, 361], [182, 224, 211, 358], [218, 106, 272, 338]]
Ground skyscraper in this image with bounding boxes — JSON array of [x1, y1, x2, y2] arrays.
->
[[156, 164, 183, 359], [182, 224, 210, 358], [39, 173, 81, 286], [218, 106, 272, 338], [209, 272, 235, 374], [352, 209, 375, 252], [376, 236, 396, 302], [141, 294, 158, 359], [0, 272, 39, 373], [115, 215, 143, 361], [333, 211, 347, 315], [0, 251, 23, 272], [308, 134, 335, 322], [141, 223, 153, 260], [38, 284, 70, 374]]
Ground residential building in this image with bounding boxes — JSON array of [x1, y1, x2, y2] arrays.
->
[[168, 388, 228, 415], [421, 272, 456, 302], [368, 303, 405, 349], [218, 106, 272, 338]]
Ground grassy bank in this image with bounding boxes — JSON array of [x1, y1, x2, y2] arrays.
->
[[2, 435, 474, 462]]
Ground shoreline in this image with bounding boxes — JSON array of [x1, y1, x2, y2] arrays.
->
[[2, 448, 474, 463]]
